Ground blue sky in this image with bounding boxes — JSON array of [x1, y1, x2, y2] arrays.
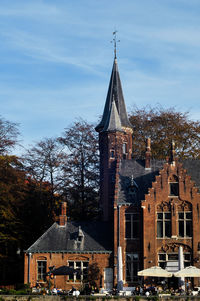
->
[[1, 0, 200, 153]]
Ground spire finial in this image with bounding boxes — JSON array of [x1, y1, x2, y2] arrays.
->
[[170, 139, 176, 164], [111, 31, 120, 59]]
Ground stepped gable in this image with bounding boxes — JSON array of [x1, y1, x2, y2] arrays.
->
[[117, 159, 200, 204]]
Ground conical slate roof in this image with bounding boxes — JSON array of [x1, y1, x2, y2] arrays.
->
[[102, 98, 123, 132], [96, 58, 132, 132]]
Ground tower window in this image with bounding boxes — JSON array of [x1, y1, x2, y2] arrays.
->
[[110, 150, 115, 158]]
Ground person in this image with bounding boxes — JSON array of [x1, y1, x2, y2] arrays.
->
[[145, 290, 150, 297]]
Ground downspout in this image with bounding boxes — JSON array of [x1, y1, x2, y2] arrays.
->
[[118, 205, 121, 247], [28, 252, 32, 284]]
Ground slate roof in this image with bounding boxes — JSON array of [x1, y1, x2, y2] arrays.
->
[[118, 159, 200, 204], [182, 160, 200, 190], [118, 159, 164, 204], [26, 221, 113, 254], [95, 58, 132, 132], [102, 99, 123, 132]]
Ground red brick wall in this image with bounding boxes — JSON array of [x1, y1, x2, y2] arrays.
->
[[142, 160, 200, 286], [24, 252, 111, 290]]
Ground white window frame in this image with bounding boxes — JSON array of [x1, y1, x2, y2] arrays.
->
[[37, 260, 47, 282], [68, 261, 89, 282]]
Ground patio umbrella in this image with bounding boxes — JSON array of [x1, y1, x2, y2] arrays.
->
[[138, 266, 173, 277], [51, 265, 80, 275], [174, 266, 200, 278]]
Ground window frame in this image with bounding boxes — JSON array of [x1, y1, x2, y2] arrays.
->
[[37, 260, 47, 282], [158, 252, 191, 269], [68, 261, 89, 282], [126, 253, 139, 283], [178, 211, 192, 238], [125, 213, 140, 239], [157, 211, 171, 238]]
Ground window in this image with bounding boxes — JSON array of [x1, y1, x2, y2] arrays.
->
[[169, 175, 179, 196], [178, 212, 192, 237], [125, 213, 139, 239], [126, 253, 139, 282], [170, 183, 179, 196], [37, 261, 47, 281], [158, 252, 191, 269], [157, 212, 171, 238], [68, 261, 88, 282], [110, 150, 115, 158]]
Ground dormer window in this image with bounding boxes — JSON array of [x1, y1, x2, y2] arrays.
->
[[77, 226, 84, 242], [169, 175, 179, 197]]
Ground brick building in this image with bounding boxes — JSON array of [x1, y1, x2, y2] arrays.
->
[[24, 56, 200, 289]]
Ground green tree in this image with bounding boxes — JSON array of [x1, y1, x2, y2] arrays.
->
[[129, 105, 200, 159]]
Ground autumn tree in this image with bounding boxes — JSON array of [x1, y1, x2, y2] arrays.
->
[[129, 106, 200, 159], [59, 119, 99, 220], [0, 117, 23, 284], [0, 155, 27, 284]]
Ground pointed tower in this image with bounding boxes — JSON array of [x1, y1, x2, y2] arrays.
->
[[96, 57, 133, 221]]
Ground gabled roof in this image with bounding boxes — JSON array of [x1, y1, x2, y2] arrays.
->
[[26, 221, 113, 254], [96, 58, 132, 132]]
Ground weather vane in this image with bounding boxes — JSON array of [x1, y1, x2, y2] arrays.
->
[[111, 30, 120, 58]]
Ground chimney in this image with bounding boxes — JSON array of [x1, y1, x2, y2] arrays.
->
[[145, 138, 151, 169], [59, 202, 67, 226]]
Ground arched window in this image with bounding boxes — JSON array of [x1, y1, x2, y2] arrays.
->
[[37, 257, 47, 281]]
